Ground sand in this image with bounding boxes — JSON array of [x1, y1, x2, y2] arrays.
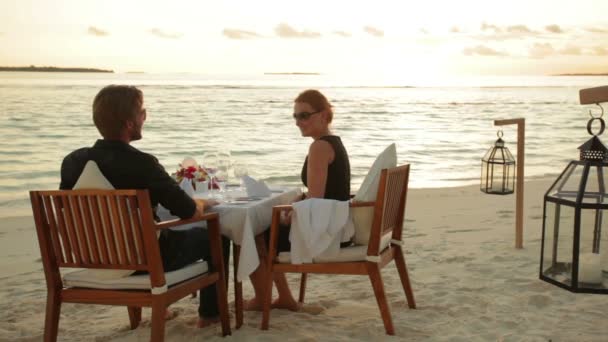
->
[[1, 178, 608, 341]]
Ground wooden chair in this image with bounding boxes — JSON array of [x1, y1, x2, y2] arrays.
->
[[29, 189, 231, 342], [261, 164, 416, 335]]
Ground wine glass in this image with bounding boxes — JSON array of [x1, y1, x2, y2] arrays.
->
[[202, 152, 219, 198], [232, 162, 249, 190], [216, 151, 232, 190]]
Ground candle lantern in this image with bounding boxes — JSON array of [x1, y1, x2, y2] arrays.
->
[[540, 91, 608, 293], [481, 130, 516, 195]]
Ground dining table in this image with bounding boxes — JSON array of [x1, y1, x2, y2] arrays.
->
[[157, 185, 302, 328]]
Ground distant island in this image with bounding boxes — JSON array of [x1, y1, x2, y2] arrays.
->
[[264, 72, 320, 75], [0, 65, 113, 73], [553, 72, 608, 76]]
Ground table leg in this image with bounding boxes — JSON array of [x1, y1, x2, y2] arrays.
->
[[233, 242, 243, 329]]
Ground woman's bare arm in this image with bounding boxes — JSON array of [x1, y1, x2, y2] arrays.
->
[[305, 139, 334, 198]]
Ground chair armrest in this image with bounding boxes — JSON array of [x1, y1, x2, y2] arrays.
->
[[272, 204, 294, 212], [350, 201, 375, 208], [155, 212, 219, 230]]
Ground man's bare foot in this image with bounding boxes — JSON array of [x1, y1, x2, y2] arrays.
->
[[165, 309, 178, 320], [196, 316, 220, 328], [243, 297, 263, 311], [271, 297, 302, 311]]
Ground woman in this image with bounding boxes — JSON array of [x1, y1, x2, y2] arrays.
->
[[246, 89, 351, 311]]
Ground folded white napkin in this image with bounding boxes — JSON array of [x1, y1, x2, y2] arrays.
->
[[179, 178, 195, 197], [242, 175, 271, 197]]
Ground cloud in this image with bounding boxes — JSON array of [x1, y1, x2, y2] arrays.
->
[[585, 27, 608, 33], [529, 42, 555, 58], [506, 25, 535, 34], [148, 28, 182, 39], [332, 30, 351, 38], [222, 28, 262, 40], [476, 22, 539, 40], [558, 46, 582, 55], [593, 46, 608, 56], [462, 45, 508, 56], [363, 26, 384, 37], [275, 23, 321, 38], [545, 24, 564, 34], [87, 26, 109, 37], [481, 22, 502, 33]]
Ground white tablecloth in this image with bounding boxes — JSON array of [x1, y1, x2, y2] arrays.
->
[[157, 187, 301, 281]]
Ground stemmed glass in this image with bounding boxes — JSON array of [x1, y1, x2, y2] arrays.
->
[[202, 152, 219, 198], [216, 151, 232, 193], [232, 162, 249, 191]]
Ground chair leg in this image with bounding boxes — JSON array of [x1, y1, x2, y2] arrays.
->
[[298, 273, 307, 303], [43, 289, 61, 342], [394, 246, 416, 309], [216, 269, 232, 336], [260, 263, 274, 330], [233, 243, 243, 329], [150, 301, 166, 342], [127, 306, 142, 329], [367, 264, 395, 335]]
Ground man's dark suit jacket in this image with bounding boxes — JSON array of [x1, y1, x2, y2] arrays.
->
[[60, 139, 195, 219]]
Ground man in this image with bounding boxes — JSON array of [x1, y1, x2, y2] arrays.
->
[[60, 84, 228, 328]]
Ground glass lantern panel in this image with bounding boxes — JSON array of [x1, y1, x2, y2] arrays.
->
[[480, 160, 489, 191], [581, 165, 608, 204], [502, 147, 515, 163], [541, 202, 575, 286], [504, 163, 515, 192], [547, 163, 584, 202], [481, 162, 515, 193], [482, 146, 497, 161], [578, 209, 608, 289]]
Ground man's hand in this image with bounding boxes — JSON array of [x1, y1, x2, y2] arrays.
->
[[203, 199, 219, 208], [192, 199, 219, 218]]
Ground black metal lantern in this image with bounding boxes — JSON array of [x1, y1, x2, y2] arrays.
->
[[481, 130, 516, 195], [540, 114, 608, 294]]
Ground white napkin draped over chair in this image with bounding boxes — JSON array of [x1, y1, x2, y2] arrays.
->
[[288, 198, 354, 264]]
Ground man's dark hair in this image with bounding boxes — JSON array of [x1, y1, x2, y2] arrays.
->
[[92, 85, 143, 139]]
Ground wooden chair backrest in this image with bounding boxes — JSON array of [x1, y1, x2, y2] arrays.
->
[[30, 189, 162, 273], [366, 164, 410, 256]]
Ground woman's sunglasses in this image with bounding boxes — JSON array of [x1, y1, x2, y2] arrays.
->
[[292, 110, 321, 121]]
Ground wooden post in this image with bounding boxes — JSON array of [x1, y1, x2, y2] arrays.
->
[[494, 118, 525, 249]]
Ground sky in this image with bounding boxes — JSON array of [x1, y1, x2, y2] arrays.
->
[[0, 0, 607, 77]]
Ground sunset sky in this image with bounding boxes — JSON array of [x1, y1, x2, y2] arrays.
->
[[0, 0, 607, 77]]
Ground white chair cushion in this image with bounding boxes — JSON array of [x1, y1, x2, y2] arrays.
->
[[63, 260, 208, 290], [73, 161, 135, 280], [352, 144, 397, 245], [73, 160, 115, 190], [277, 234, 392, 264]]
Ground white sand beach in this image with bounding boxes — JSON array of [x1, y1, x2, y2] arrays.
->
[[2, 179, 608, 342]]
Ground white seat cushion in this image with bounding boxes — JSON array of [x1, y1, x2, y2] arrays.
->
[[63, 260, 208, 290], [277, 234, 392, 264], [352, 144, 397, 245]]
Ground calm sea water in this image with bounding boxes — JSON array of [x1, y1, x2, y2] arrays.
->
[[1, 72, 607, 218]]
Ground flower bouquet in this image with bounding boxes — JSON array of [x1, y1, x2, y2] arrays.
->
[[173, 161, 219, 190]]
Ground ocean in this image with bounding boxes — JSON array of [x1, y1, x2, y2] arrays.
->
[[1, 72, 607, 218]]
